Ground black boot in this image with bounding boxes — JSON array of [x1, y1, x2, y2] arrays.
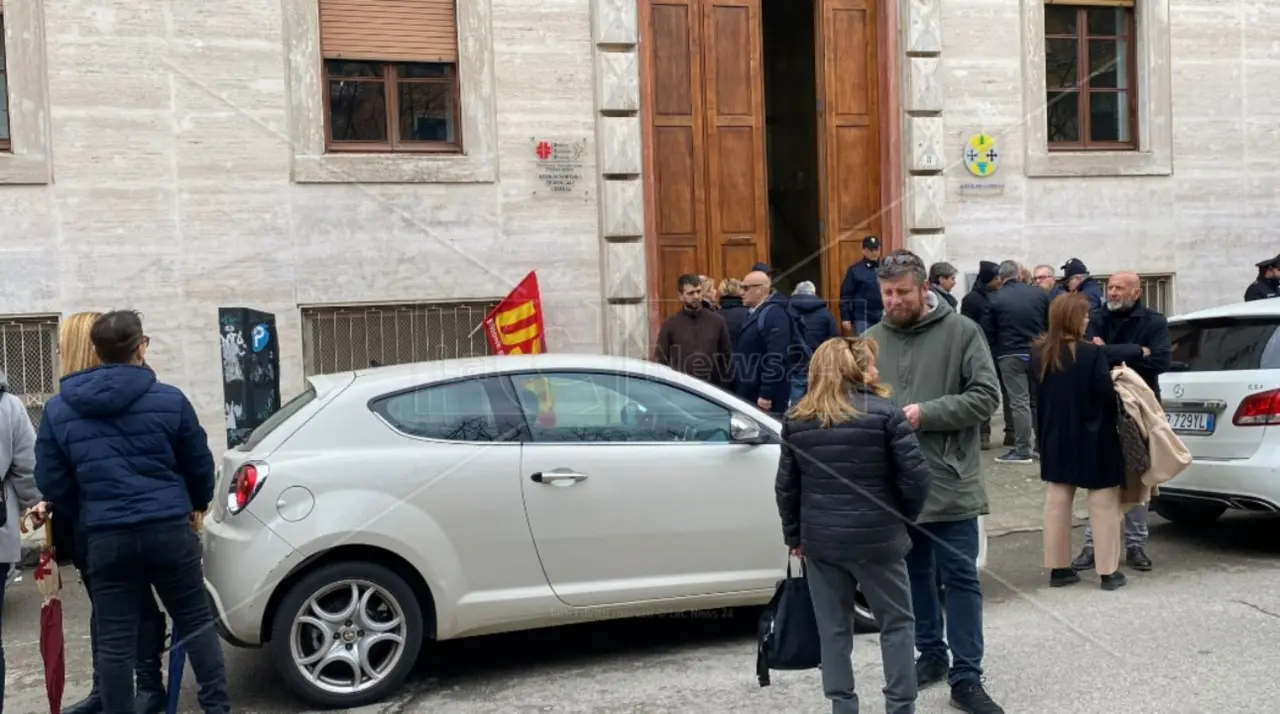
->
[[63, 686, 104, 714], [68, 579, 104, 714], [134, 615, 168, 714]]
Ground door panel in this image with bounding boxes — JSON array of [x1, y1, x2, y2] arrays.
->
[[649, 1, 709, 321], [510, 370, 782, 607], [704, 0, 769, 281], [815, 0, 882, 309]]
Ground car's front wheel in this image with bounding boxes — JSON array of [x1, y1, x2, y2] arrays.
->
[[269, 561, 424, 709], [1153, 498, 1227, 527]]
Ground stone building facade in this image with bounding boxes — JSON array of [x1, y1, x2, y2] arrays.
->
[[0, 0, 1273, 446]]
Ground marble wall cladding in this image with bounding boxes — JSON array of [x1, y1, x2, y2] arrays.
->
[[941, 0, 1275, 316], [0, 0, 605, 454], [903, 0, 947, 259], [590, 0, 645, 358]]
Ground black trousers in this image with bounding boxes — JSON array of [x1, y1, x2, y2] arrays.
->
[[81, 568, 169, 696], [87, 522, 230, 714]]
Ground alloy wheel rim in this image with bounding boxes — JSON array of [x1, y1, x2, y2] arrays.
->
[[289, 579, 407, 695]]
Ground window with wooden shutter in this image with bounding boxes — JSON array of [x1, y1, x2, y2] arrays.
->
[[319, 0, 462, 153], [1043, 0, 1138, 151]]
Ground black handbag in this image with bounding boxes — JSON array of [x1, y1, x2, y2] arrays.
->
[[1116, 393, 1151, 479], [756, 558, 822, 686]]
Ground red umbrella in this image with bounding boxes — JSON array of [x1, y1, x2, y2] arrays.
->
[[30, 518, 65, 714]]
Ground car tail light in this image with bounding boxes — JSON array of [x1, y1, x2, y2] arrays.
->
[[1232, 389, 1280, 426], [227, 461, 269, 515]]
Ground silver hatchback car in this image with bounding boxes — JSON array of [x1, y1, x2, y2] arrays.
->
[[203, 354, 881, 708]]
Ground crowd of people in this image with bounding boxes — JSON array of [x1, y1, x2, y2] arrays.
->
[[655, 245, 1177, 714], [0, 310, 229, 714]]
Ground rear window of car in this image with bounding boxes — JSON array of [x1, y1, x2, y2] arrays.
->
[[239, 386, 317, 451], [1168, 318, 1280, 372]]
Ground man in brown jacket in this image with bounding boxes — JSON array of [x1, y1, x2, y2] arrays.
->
[[653, 274, 734, 389]]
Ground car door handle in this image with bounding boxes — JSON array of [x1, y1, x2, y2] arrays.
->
[[530, 471, 588, 484]]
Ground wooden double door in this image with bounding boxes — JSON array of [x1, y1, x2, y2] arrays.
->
[[644, 0, 883, 320]]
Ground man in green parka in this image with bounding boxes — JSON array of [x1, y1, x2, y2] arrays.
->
[[864, 249, 1004, 714]]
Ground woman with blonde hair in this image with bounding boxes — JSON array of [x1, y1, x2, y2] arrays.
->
[[776, 337, 933, 714], [699, 275, 719, 308], [1033, 293, 1127, 591], [45, 311, 172, 714]]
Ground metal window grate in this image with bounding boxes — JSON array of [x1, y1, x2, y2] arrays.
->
[[0, 316, 60, 428], [300, 301, 500, 377]]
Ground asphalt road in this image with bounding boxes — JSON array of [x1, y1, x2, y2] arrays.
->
[[5, 512, 1280, 713]]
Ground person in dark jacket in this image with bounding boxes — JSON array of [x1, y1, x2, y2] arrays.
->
[[1244, 254, 1280, 301], [839, 235, 884, 334], [735, 270, 792, 415], [928, 261, 959, 309], [1032, 293, 1127, 591], [35, 311, 231, 714], [980, 261, 1051, 464], [777, 336, 932, 714], [653, 274, 734, 389], [1060, 258, 1104, 311], [1072, 272, 1171, 575], [717, 278, 750, 343], [788, 281, 840, 404], [960, 260, 1010, 449], [40, 311, 172, 714]]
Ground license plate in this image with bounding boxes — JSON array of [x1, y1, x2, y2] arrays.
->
[[1166, 411, 1213, 433]]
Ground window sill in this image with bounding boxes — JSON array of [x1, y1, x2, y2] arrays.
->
[[1025, 148, 1172, 178], [0, 152, 52, 185], [292, 151, 497, 184]]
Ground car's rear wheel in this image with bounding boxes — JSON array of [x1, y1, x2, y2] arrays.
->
[[269, 561, 423, 709], [1153, 499, 1227, 527]]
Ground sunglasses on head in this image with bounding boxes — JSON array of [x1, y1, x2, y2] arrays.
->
[[879, 254, 923, 268]]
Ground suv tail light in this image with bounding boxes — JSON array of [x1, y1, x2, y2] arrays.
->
[[1232, 389, 1280, 426], [227, 461, 269, 515]]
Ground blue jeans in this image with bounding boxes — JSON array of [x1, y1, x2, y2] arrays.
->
[[905, 518, 984, 686], [789, 373, 807, 408], [88, 522, 230, 714]]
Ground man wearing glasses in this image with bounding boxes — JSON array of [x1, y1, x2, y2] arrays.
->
[[734, 270, 792, 415], [1032, 264, 1064, 299], [863, 250, 1005, 714]]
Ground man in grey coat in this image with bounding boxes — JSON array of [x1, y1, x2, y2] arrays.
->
[[0, 371, 43, 708], [864, 251, 1004, 714]]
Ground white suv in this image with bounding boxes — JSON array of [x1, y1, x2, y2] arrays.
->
[[1155, 298, 1280, 525]]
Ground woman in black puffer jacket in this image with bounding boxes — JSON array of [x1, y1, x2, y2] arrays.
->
[[776, 336, 933, 714]]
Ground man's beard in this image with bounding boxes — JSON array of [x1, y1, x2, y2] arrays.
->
[[885, 304, 923, 326], [1107, 298, 1136, 312]]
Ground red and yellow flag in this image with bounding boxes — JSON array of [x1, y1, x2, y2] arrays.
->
[[483, 271, 547, 356]]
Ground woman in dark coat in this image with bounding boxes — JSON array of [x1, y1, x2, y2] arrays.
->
[[1032, 293, 1127, 591]]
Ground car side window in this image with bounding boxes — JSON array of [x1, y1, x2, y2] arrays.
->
[[508, 372, 731, 443], [372, 378, 504, 442]]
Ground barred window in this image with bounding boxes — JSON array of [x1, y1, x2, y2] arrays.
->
[[301, 301, 498, 377], [0, 316, 59, 427]]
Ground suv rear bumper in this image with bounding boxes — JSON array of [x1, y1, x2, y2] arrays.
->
[[1158, 452, 1280, 511]]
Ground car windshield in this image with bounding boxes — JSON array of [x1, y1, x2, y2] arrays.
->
[[1167, 317, 1280, 372]]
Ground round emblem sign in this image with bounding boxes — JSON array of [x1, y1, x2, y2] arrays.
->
[[963, 133, 1000, 178]]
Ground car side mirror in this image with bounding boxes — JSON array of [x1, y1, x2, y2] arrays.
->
[[730, 412, 764, 444]]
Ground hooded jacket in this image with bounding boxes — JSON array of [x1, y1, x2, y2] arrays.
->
[[788, 292, 840, 352], [864, 293, 1000, 523], [35, 364, 215, 534], [0, 372, 40, 564]]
